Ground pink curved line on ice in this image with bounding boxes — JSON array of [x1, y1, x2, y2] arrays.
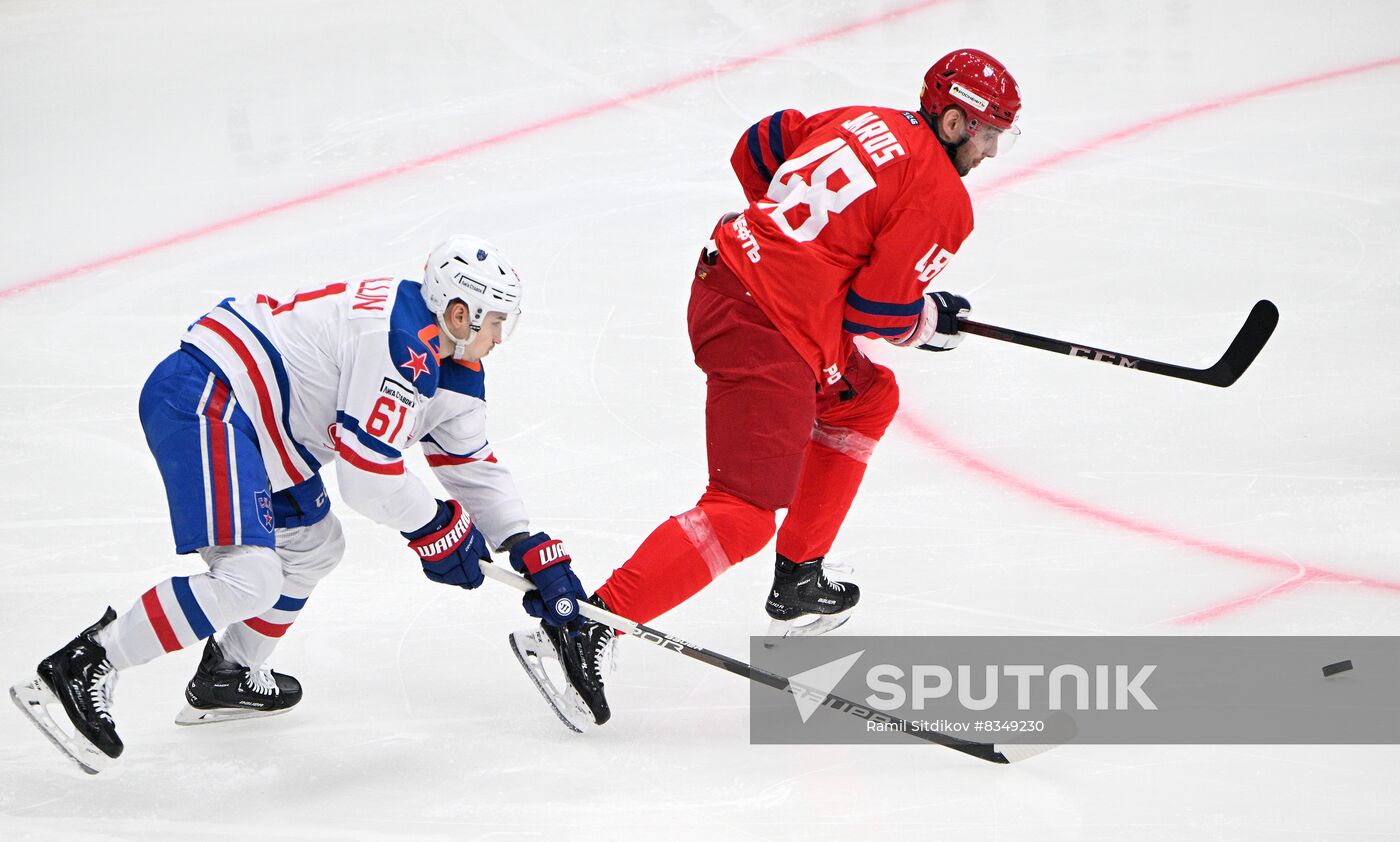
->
[[896, 416, 1400, 623], [0, 0, 952, 301], [898, 54, 1400, 622]]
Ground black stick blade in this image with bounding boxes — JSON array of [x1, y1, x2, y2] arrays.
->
[[1201, 299, 1279, 387]]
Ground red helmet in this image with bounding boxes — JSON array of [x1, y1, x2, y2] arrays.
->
[[919, 49, 1021, 133]]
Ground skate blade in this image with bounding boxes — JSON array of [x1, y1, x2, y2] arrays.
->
[[9, 677, 112, 775], [507, 629, 591, 734], [762, 612, 853, 648], [174, 703, 295, 726]]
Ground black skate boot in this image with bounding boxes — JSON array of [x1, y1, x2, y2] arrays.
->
[[10, 606, 123, 773], [510, 595, 615, 732], [765, 554, 860, 638], [175, 637, 302, 726]]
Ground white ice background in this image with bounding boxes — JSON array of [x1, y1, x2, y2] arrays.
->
[[2, 1, 1399, 839]]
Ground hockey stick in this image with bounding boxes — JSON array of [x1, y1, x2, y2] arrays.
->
[[483, 562, 1063, 764], [941, 300, 1279, 387]]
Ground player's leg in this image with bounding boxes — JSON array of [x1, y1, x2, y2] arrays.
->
[[11, 350, 283, 770], [516, 256, 815, 730], [97, 351, 285, 671], [595, 262, 817, 625], [768, 351, 900, 635], [217, 488, 340, 670], [179, 489, 343, 725]]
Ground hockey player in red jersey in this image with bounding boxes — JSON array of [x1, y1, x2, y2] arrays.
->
[[515, 49, 1021, 728], [10, 236, 590, 773]]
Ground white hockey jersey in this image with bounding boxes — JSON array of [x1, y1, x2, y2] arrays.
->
[[180, 276, 528, 545]]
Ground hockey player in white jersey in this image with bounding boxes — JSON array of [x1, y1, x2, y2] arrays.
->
[[9, 236, 589, 774]]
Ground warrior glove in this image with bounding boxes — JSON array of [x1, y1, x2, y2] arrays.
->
[[509, 533, 587, 631], [403, 500, 486, 589]]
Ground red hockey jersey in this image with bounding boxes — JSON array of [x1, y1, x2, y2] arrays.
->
[[713, 106, 974, 385]]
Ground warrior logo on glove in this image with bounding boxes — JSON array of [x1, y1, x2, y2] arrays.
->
[[509, 534, 587, 629], [533, 542, 569, 569]]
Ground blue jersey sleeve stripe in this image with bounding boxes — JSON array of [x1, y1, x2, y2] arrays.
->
[[172, 576, 216, 639], [842, 319, 912, 337], [845, 290, 924, 317], [746, 122, 774, 183], [335, 411, 403, 459], [273, 594, 309, 612], [767, 110, 787, 168]]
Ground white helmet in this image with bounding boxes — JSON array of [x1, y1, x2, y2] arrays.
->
[[422, 236, 523, 358]]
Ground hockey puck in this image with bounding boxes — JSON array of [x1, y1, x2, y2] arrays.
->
[[1322, 660, 1353, 677]]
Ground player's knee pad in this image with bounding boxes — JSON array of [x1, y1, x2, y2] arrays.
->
[[695, 488, 778, 564], [847, 363, 900, 435], [863, 364, 900, 431], [818, 362, 900, 451], [276, 513, 345, 588], [198, 544, 284, 616]]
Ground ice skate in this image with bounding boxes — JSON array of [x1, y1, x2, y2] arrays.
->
[[175, 637, 302, 725], [509, 595, 614, 731], [10, 607, 123, 774], [764, 555, 860, 640]]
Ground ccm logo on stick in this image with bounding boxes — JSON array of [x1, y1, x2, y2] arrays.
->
[[1070, 346, 1140, 368]]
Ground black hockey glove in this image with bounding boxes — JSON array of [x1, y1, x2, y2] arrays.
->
[[895, 291, 971, 350]]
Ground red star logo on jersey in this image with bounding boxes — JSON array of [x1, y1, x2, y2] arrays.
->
[[400, 348, 431, 381]]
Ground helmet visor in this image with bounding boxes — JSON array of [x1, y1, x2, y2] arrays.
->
[[975, 120, 1020, 155], [475, 308, 522, 342]]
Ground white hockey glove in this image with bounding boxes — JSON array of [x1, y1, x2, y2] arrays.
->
[[893, 291, 971, 351]]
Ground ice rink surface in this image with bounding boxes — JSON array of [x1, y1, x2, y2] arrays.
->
[[3, 0, 1399, 839]]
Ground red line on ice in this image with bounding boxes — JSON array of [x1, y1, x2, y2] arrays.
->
[[974, 54, 1400, 198], [897, 416, 1400, 622], [0, 0, 952, 301]]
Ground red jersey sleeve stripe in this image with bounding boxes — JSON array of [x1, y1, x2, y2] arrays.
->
[[426, 452, 497, 467], [333, 430, 405, 476]]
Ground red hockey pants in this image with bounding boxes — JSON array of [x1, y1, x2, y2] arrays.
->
[[596, 252, 899, 624]]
